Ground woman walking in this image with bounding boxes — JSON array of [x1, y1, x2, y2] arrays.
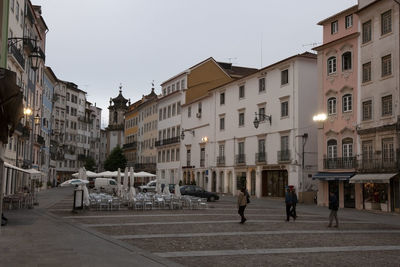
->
[[237, 187, 247, 224]]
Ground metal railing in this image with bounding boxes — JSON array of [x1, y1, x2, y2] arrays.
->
[[200, 158, 205, 167], [9, 44, 25, 69], [356, 158, 400, 173], [255, 152, 267, 163], [323, 157, 356, 169], [277, 150, 291, 162], [123, 142, 137, 150], [235, 154, 246, 165], [155, 136, 180, 147], [217, 156, 225, 166]]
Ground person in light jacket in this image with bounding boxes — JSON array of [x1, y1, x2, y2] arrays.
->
[[237, 187, 247, 224]]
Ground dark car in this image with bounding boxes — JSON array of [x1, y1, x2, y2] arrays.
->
[[180, 185, 219, 202]]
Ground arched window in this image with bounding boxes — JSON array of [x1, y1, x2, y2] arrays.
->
[[327, 56, 337, 74], [342, 138, 353, 158], [327, 139, 337, 159], [327, 97, 337, 115], [342, 94, 352, 112], [113, 111, 118, 123], [342, 52, 352, 70]]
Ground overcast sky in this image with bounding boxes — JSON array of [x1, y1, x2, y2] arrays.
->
[[33, 0, 357, 127]]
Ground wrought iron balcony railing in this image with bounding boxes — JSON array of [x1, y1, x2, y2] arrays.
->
[[323, 157, 356, 169], [356, 158, 400, 173], [155, 136, 180, 147], [255, 152, 267, 163], [217, 156, 225, 166], [277, 150, 291, 162], [200, 158, 205, 167], [9, 44, 25, 69], [123, 142, 137, 150], [235, 154, 246, 165]]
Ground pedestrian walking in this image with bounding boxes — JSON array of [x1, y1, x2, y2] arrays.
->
[[290, 188, 298, 220], [285, 187, 292, 221], [328, 191, 339, 228], [237, 187, 247, 224]]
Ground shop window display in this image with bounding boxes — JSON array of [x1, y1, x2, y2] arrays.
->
[[363, 183, 388, 211]]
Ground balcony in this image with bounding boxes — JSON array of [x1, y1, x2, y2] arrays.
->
[[356, 158, 400, 173], [323, 157, 356, 169], [35, 134, 45, 145], [235, 154, 246, 165], [134, 163, 156, 171], [217, 156, 225, 166], [78, 116, 93, 123], [9, 44, 25, 69], [123, 142, 137, 150], [277, 150, 291, 163], [255, 152, 267, 164], [200, 158, 205, 167], [155, 136, 180, 147]]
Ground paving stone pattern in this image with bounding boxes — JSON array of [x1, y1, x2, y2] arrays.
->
[[45, 189, 400, 267]]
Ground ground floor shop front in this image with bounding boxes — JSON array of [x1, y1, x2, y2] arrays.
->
[[315, 172, 400, 213], [182, 164, 316, 202]]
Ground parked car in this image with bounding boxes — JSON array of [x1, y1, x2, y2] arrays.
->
[[139, 180, 156, 192], [180, 185, 219, 202], [94, 178, 117, 194]]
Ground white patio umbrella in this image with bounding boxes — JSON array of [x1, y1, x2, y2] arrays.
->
[[129, 167, 136, 200], [72, 170, 98, 178], [123, 167, 129, 190], [60, 179, 89, 187], [80, 168, 90, 207], [129, 167, 135, 187], [175, 184, 181, 197]]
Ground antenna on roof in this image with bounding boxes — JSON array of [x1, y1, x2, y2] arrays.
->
[[225, 57, 237, 64]]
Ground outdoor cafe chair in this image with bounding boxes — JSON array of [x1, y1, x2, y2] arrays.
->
[[133, 198, 144, 210], [199, 198, 208, 209]]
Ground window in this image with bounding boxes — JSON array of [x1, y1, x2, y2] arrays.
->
[[281, 69, 288, 85], [239, 85, 245, 99], [342, 52, 352, 71], [167, 86, 170, 94], [16, 2, 19, 21], [258, 139, 265, 154], [238, 112, 245, 126], [177, 101, 181, 114], [281, 101, 289, 117], [342, 138, 353, 158], [220, 117, 225, 130], [259, 77, 265, 92], [171, 84, 175, 92], [198, 102, 202, 114], [327, 97, 336, 115], [176, 148, 180, 161], [342, 94, 352, 112], [362, 62, 371, 83], [176, 82, 180, 91], [362, 100, 372, 121], [345, 14, 353, 28], [362, 141, 373, 161], [327, 57, 337, 74], [258, 107, 265, 121], [238, 142, 245, 155], [362, 20, 372, 43], [220, 92, 225, 105], [171, 149, 175, 161], [172, 104, 176, 116], [281, 136, 289, 152], [200, 148, 205, 166], [327, 139, 337, 159], [181, 79, 185, 89], [188, 106, 191, 118], [381, 10, 392, 35], [382, 138, 394, 163], [167, 105, 171, 118], [186, 149, 191, 166], [219, 144, 225, 157], [381, 55, 392, 77], [382, 95, 392, 116], [331, 20, 338, 34], [163, 107, 166, 119]]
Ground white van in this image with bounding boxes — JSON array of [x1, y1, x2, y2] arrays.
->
[[94, 178, 117, 193]]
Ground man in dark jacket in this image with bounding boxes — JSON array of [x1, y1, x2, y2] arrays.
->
[[285, 188, 296, 221], [328, 191, 339, 227]]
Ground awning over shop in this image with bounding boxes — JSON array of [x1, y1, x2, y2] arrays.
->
[[349, 173, 398, 184], [312, 172, 355, 181]]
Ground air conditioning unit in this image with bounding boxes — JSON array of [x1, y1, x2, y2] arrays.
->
[[196, 112, 201, 118]]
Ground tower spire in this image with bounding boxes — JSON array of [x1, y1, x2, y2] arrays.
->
[[119, 83, 122, 94]]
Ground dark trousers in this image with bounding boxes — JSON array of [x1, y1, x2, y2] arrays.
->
[[286, 204, 292, 221], [238, 205, 246, 222]]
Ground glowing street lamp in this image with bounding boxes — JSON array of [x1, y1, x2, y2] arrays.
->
[[313, 113, 327, 122]]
